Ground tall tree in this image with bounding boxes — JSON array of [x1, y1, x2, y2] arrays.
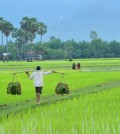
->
[[0, 17, 5, 45], [2, 20, 13, 45], [90, 30, 98, 41], [20, 17, 38, 43], [12, 28, 29, 60], [37, 22, 47, 43], [49, 36, 61, 49]]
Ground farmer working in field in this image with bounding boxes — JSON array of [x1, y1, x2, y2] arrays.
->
[[77, 63, 81, 70], [25, 66, 56, 105]]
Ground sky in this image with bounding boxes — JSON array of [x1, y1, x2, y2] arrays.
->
[[0, 0, 120, 42]]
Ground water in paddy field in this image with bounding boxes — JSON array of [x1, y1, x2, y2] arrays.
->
[[82, 66, 120, 72]]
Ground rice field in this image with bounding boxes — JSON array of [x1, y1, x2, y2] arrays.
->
[[0, 87, 120, 134], [0, 58, 120, 134]]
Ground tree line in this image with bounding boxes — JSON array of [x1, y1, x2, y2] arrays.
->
[[0, 16, 120, 60]]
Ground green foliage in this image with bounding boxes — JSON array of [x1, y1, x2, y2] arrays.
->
[[20, 17, 38, 33], [1, 16, 120, 59], [37, 22, 47, 43], [90, 30, 98, 40], [45, 48, 65, 59]]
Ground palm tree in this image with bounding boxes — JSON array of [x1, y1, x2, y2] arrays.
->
[[0, 17, 5, 45], [12, 28, 29, 43], [90, 30, 98, 41], [37, 22, 47, 43], [2, 20, 13, 45], [12, 28, 29, 60], [20, 17, 38, 43]]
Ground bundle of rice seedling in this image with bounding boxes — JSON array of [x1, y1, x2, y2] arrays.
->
[[55, 82, 69, 95], [7, 82, 21, 95]]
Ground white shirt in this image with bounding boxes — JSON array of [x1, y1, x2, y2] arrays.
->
[[29, 70, 52, 87]]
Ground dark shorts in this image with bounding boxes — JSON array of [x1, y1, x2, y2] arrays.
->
[[35, 87, 43, 94]]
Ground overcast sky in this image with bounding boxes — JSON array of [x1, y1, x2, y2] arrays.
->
[[0, 0, 120, 41]]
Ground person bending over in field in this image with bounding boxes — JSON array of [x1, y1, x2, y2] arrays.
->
[[25, 66, 56, 105]]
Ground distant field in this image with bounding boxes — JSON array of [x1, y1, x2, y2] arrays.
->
[[0, 58, 120, 134]]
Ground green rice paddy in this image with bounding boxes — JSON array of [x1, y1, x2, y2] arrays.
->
[[0, 58, 120, 134]]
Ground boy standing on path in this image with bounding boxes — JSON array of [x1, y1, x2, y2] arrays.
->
[[25, 66, 55, 104]]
